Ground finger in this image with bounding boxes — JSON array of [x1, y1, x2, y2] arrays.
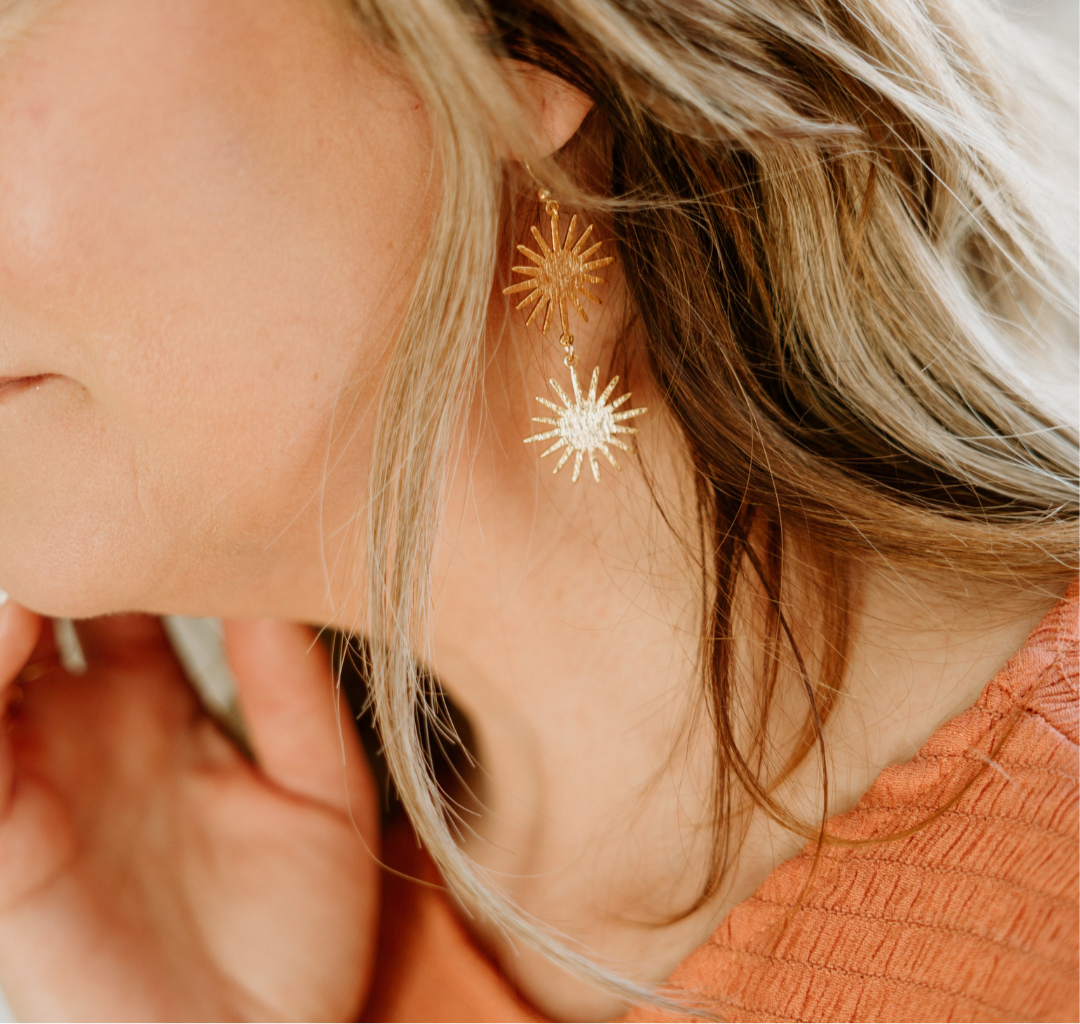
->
[[0, 601, 43, 695], [29, 618, 57, 666], [224, 619, 375, 821], [73, 614, 172, 668], [52, 616, 198, 745], [0, 601, 42, 818]]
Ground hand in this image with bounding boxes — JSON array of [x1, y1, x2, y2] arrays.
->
[[0, 604, 380, 1022]]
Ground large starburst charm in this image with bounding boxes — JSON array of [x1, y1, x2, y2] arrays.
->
[[525, 365, 647, 483], [502, 202, 615, 336]]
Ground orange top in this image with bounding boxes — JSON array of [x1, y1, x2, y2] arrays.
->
[[363, 583, 1079, 1023]]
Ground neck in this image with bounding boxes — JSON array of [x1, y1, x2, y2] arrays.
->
[[276, 248, 1064, 1021], [411, 317, 1064, 1018]]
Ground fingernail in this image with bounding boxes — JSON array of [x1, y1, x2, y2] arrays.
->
[[0, 589, 8, 606]]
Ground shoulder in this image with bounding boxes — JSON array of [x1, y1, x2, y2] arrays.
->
[[626, 582, 1079, 1024]]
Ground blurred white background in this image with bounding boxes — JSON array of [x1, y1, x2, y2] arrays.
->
[[0, 0, 1074, 1019], [1002, 0, 1079, 48]]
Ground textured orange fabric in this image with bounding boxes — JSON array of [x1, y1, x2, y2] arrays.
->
[[364, 584, 1079, 1023]]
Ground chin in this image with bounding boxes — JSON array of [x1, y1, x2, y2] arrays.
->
[[0, 572, 137, 621], [0, 529, 159, 620]]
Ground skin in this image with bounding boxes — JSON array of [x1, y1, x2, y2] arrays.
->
[[0, 0, 1063, 1020], [0, 606, 377, 1021]]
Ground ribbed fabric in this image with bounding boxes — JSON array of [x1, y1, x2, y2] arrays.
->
[[363, 584, 1079, 1023]]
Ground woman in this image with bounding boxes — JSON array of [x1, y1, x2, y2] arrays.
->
[[0, 0, 1074, 1019]]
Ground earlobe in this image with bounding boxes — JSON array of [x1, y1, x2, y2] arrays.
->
[[502, 62, 594, 158]]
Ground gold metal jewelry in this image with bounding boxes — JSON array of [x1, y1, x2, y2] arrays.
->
[[504, 189, 647, 483], [503, 188, 613, 336]]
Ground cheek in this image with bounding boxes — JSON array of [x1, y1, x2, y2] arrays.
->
[[0, 0, 435, 614], [0, 374, 331, 618]]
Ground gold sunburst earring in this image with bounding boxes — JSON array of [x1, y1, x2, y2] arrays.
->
[[503, 187, 647, 484]]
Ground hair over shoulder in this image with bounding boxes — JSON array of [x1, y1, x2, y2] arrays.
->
[[342, 0, 1078, 1007]]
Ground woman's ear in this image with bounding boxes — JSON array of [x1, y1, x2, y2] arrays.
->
[[502, 62, 593, 158]]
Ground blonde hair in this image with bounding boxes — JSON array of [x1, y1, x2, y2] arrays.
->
[[346, 0, 1078, 1008]]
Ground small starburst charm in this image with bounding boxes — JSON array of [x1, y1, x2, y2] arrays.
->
[[525, 365, 647, 483], [502, 202, 615, 337]]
